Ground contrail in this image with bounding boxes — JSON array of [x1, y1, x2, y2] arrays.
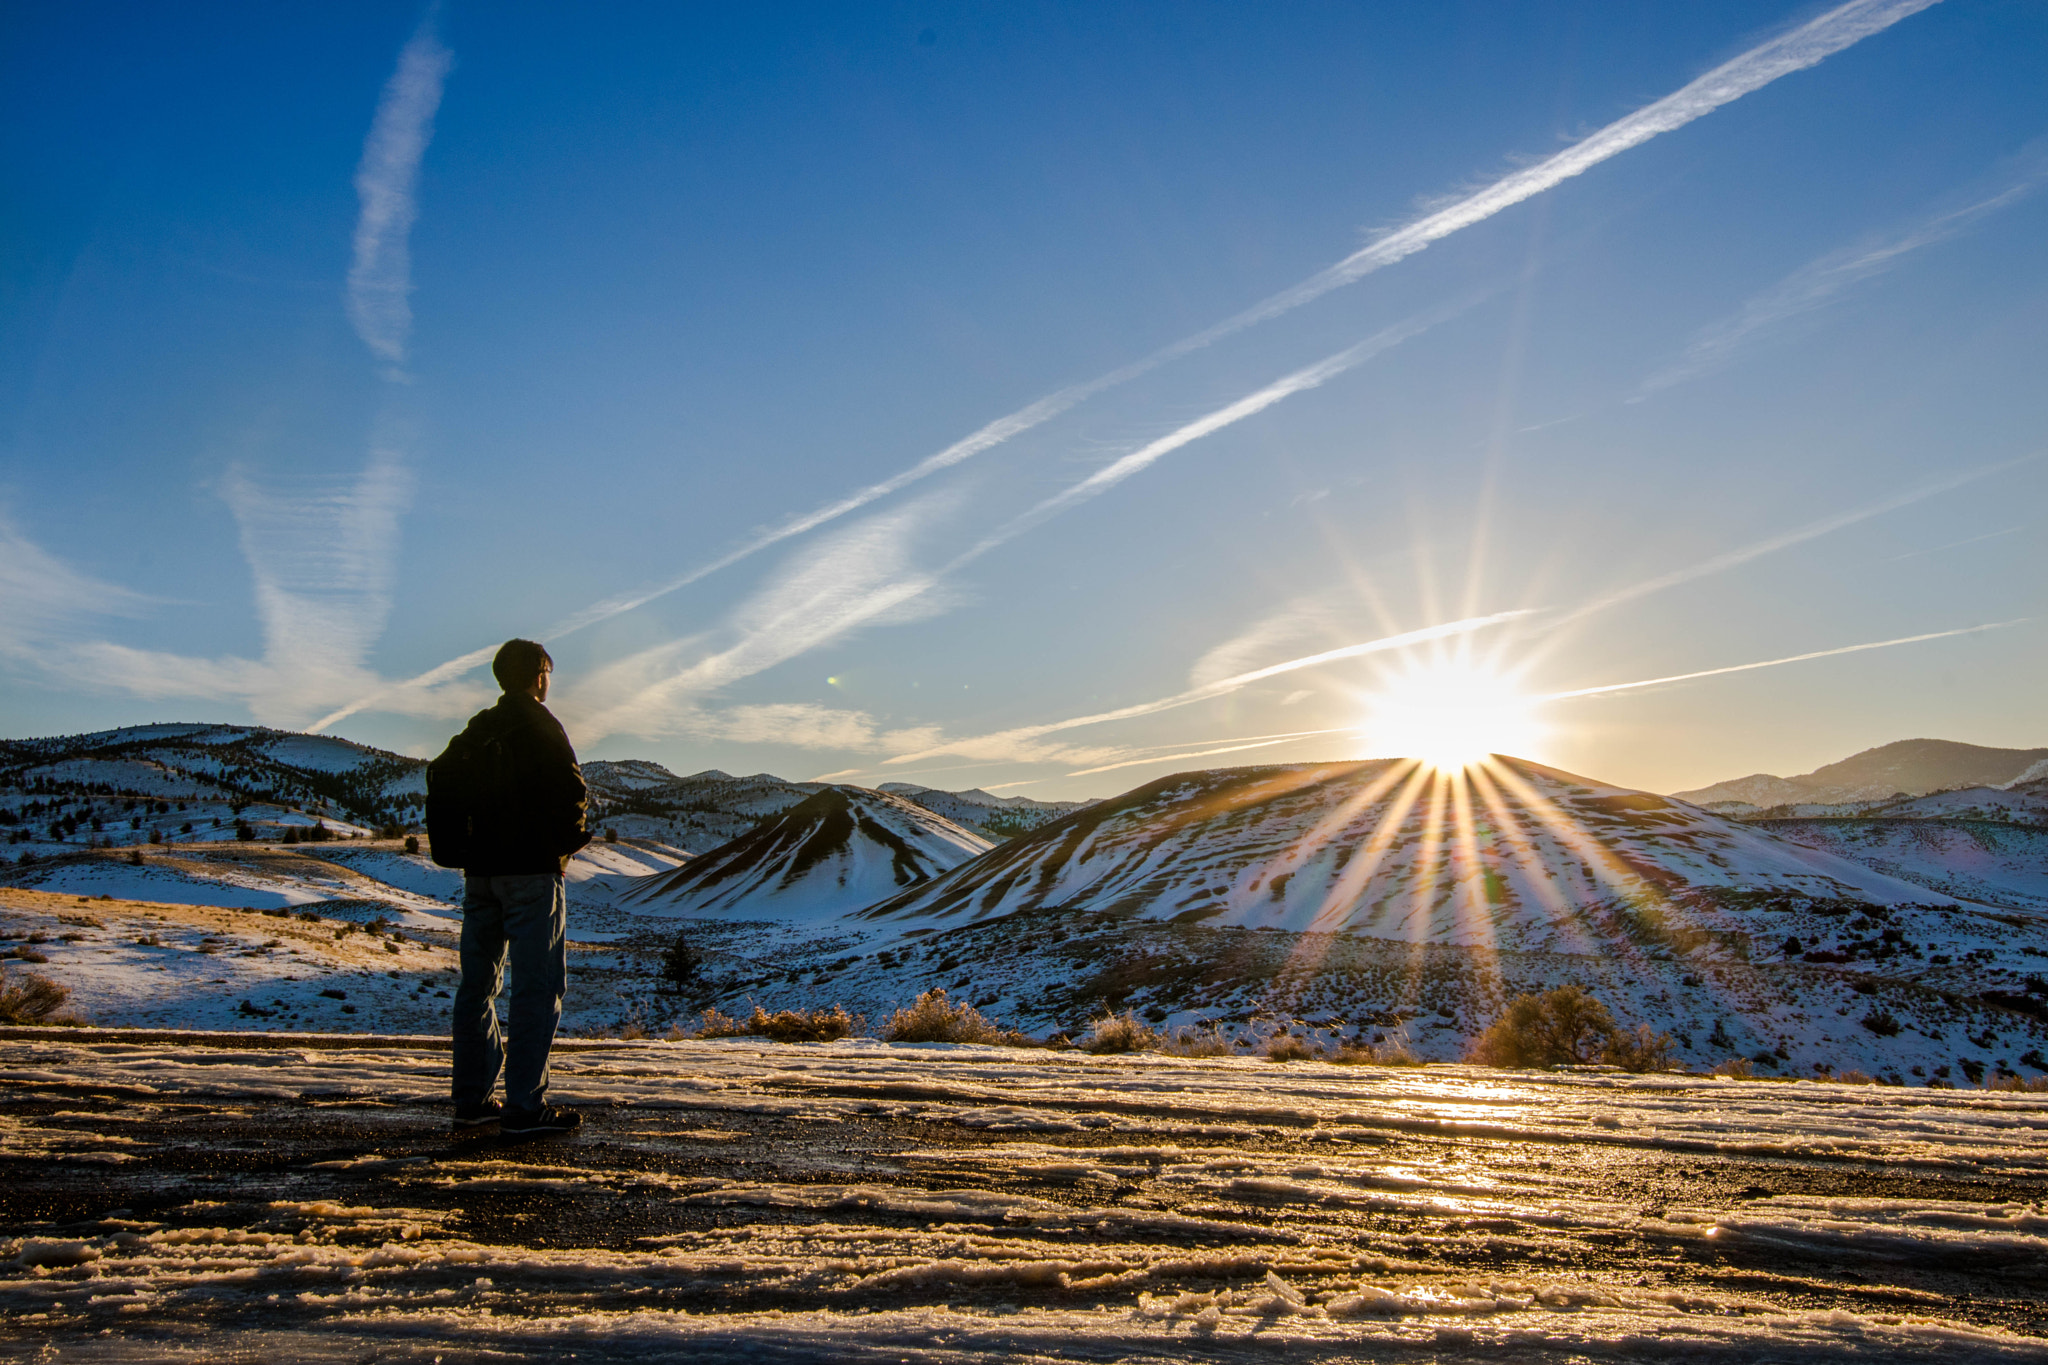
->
[[1541, 621, 2023, 700], [1638, 143, 2047, 396], [580, 0, 1934, 625], [952, 304, 1471, 560], [317, 0, 1932, 727], [1886, 524, 2026, 562], [884, 610, 1531, 766], [1066, 728, 1357, 778], [1556, 454, 2036, 626], [345, 15, 451, 376]]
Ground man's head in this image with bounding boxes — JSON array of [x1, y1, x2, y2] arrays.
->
[[492, 639, 553, 701]]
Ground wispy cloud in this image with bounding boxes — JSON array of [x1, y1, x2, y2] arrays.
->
[[0, 452, 482, 727], [218, 446, 418, 721], [1639, 142, 2048, 396], [0, 515, 147, 656], [1542, 620, 2024, 701], [560, 498, 961, 745], [331, 0, 1930, 718], [345, 15, 452, 377]]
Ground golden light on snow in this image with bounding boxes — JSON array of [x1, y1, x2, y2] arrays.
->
[[1355, 658, 1542, 773]]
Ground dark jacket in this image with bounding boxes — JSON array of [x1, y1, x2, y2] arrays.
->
[[456, 692, 591, 877]]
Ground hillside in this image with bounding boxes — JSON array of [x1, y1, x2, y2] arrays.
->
[[859, 759, 1964, 944], [7, 730, 2046, 1083], [620, 786, 990, 922], [1675, 738, 2048, 810], [582, 762, 825, 853]]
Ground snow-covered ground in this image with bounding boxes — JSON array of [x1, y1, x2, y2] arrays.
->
[[2, 1034, 2044, 1361], [1762, 820, 2048, 914]]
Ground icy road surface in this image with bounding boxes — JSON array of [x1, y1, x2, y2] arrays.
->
[[2, 1034, 2045, 1363]]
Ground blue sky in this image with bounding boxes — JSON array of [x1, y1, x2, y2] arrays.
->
[[3, 0, 2044, 798]]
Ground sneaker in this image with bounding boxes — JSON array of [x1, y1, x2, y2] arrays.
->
[[452, 1100, 503, 1132], [500, 1104, 582, 1137]]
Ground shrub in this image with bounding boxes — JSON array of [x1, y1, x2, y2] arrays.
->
[[693, 1008, 748, 1037], [695, 1005, 858, 1043], [1986, 1074, 2048, 1092], [1081, 1010, 1159, 1054], [884, 988, 1026, 1045], [1834, 1069, 1876, 1085], [1330, 1039, 1421, 1066], [0, 963, 72, 1024], [1859, 1009, 1901, 1037], [1602, 1023, 1680, 1073], [1157, 1025, 1236, 1058], [12, 948, 49, 964], [1264, 1033, 1320, 1063], [1710, 1057, 1753, 1078], [403, 835, 419, 855], [1466, 985, 1617, 1068]]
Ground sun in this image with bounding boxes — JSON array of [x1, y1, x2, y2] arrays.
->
[[1357, 658, 1542, 773]]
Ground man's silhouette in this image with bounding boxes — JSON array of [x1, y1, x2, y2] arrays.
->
[[442, 639, 589, 1136]]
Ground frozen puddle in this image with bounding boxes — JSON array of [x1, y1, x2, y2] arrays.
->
[[2, 1034, 2045, 1362]]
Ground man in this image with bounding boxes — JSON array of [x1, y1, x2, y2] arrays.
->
[[436, 638, 590, 1137]]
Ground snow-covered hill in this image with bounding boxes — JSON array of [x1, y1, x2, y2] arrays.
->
[[1, 722, 425, 832], [878, 782, 1093, 840], [1675, 738, 2048, 809], [860, 759, 1971, 945], [621, 786, 990, 922]]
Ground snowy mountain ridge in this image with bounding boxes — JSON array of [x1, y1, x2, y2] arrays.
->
[[1675, 738, 2048, 810]]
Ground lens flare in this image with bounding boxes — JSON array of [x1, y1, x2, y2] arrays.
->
[[1358, 660, 1541, 772]]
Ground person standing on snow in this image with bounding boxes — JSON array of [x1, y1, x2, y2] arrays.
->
[[428, 638, 590, 1137]]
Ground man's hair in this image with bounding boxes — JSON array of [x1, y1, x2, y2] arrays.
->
[[492, 639, 553, 693]]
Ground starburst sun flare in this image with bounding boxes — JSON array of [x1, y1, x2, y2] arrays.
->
[[1356, 658, 1543, 774]]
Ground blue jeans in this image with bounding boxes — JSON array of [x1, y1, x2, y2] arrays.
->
[[452, 874, 567, 1113]]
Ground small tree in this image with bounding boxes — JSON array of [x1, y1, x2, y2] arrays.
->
[[660, 932, 702, 989], [403, 834, 420, 855]]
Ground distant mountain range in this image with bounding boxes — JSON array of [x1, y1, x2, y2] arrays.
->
[[1673, 738, 2048, 811]]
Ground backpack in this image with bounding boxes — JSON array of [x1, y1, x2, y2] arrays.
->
[[423, 720, 525, 870]]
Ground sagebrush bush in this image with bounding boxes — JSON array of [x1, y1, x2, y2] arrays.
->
[[882, 988, 1033, 1045], [0, 962, 72, 1025], [1467, 985, 1678, 1072], [1833, 1069, 1877, 1085], [1329, 1039, 1420, 1067], [695, 1004, 857, 1043], [1710, 1057, 1754, 1078], [1081, 1010, 1159, 1054], [1987, 1074, 2048, 1093], [1263, 1033, 1320, 1063], [1156, 1025, 1235, 1058]]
